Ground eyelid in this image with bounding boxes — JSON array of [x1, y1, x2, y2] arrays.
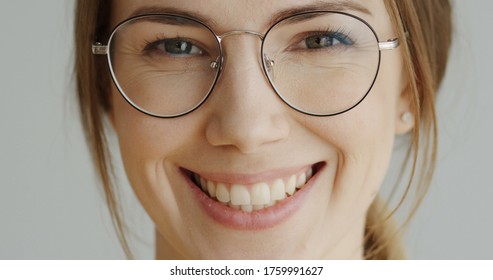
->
[[285, 29, 353, 51], [142, 35, 205, 51]]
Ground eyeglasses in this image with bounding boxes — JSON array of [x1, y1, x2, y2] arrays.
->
[[92, 11, 399, 118]]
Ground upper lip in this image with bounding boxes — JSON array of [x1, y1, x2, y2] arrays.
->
[[181, 162, 325, 185]]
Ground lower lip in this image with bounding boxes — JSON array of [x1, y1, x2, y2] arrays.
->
[[181, 163, 325, 231]]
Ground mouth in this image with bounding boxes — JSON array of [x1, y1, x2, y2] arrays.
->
[[183, 162, 324, 213]]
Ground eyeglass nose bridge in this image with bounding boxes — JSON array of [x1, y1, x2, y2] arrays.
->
[[209, 30, 275, 71], [218, 30, 265, 41]]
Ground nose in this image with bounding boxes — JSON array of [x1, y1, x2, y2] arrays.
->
[[204, 35, 290, 154]]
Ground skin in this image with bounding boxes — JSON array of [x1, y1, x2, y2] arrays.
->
[[109, 0, 414, 259]]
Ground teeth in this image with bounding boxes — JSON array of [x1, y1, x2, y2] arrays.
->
[[193, 166, 315, 212], [265, 200, 276, 207], [216, 183, 229, 203], [253, 204, 265, 211], [286, 175, 296, 195], [296, 173, 306, 189], [270, 179, 287, 201], [230, 184, 251, 206], [194, 174, 204, 191], [306, 168, 313, 180], [251, 183, 270, 205], [207, 180, 216, 198], [200, 177, 207, 192], [241, 205, 253, 213], [228, 202, 240, 210]]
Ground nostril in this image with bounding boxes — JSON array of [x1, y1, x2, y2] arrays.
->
[[205, 111, 290, 154]]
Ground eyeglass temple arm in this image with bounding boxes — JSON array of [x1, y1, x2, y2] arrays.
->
[[92, 42, 108, 55], [378, 38, 399, 50]]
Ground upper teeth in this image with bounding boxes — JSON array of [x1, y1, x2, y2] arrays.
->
[[193, 167, 314, 212]]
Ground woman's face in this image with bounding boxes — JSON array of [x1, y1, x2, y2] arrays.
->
[[109, 0, 413, 259]]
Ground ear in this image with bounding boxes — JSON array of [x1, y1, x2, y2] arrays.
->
[[395, 82, 415, 135]]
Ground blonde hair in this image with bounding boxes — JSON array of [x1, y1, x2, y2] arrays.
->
[[74, 0, 452, 259]]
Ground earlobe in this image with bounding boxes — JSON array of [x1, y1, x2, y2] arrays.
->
[[396, 111, 414, 134], [395, 84, 415, 135]]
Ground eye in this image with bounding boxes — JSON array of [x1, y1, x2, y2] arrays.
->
[[303, 32, 353, 49], [145, 38, 203, 56]]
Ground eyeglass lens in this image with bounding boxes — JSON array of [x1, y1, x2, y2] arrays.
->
[[107, 12, 380, 117]]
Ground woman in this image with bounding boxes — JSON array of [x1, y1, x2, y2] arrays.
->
[[74, 0, 451, 259]]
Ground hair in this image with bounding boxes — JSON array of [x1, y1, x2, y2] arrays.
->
[[74, 0, 452, 259]]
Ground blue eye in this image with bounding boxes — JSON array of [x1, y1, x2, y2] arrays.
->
[[304, 32, 353, 49], [164, 39, 201, 55], [145, 38, 203, 56]]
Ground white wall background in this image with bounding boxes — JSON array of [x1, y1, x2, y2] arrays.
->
[[0, 0, 491, 259]]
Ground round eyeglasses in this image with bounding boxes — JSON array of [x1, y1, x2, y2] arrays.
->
[[92, 11, 399, 118]]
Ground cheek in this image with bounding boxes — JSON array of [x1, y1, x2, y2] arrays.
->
[[109, 88, 203, 235], [109, 87, 199, 205], [111, 88, 194, 161], [327, 50, 405, 176], [296, 64, 400, 216]]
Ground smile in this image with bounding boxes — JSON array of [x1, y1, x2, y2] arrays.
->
[[184, 163, 322, 209], [181, 162, 325, 230], [191, 166, 315, 212]]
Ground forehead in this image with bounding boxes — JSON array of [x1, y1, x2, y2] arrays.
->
[[111, 0, 393, 34]]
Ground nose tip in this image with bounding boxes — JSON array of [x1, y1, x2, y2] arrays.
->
[[205, 112, 290, 154]]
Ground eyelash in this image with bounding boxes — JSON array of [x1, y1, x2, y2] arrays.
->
[[300, 27, 354, 47], [139, 25, 355, 57], [142, 35, 205, 56], [143, 35, 172, 52]]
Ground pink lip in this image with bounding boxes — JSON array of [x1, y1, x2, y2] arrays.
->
[[180, 162, 325, 230]]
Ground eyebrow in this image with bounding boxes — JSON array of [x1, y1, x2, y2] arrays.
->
[[128, 6, 217, 27], [127, 1, 371, 29], [269, 1, 372, 26]]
